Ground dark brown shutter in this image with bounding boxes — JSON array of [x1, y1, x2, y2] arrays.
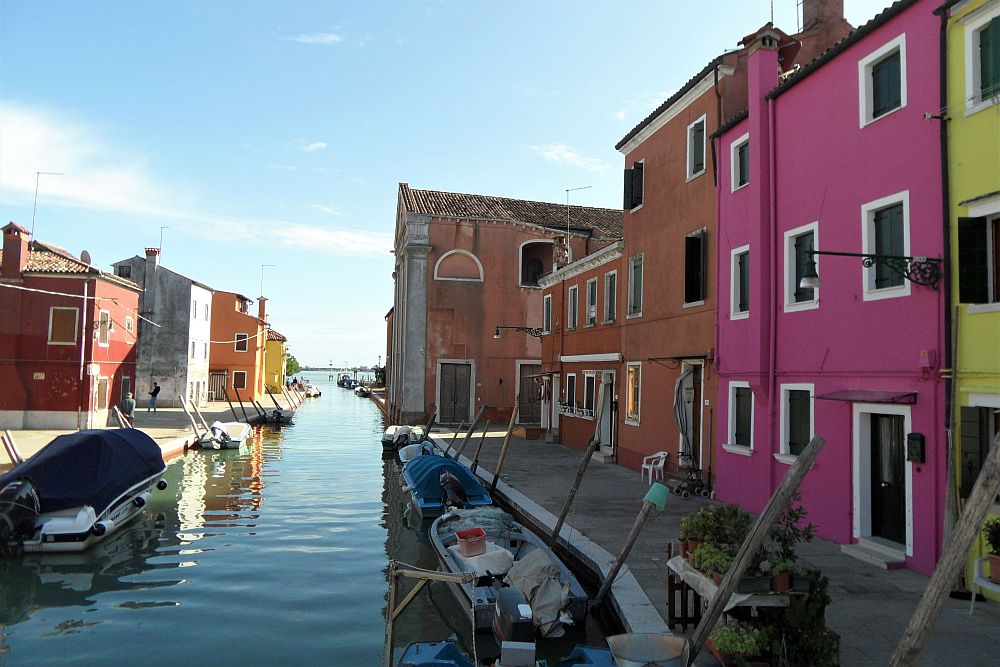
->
[[623, 168, 634, 210], [958, 217, 988, 304], [632, 162, 644, 208]]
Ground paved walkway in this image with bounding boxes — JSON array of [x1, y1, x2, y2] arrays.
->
[[429, 424, 1000, 666]]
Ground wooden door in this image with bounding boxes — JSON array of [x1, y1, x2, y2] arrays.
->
[[518, 364, 542, 425], [439, 363, 471, 424], [871, 414, 905, 544]]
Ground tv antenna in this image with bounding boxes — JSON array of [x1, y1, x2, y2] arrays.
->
[[565, 185, 592, 235], [31, 171, 64, 238]]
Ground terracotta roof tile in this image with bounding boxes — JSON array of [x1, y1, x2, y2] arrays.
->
[[267, 329, 287, 342], [0, 241, 142, 291], [400, 184, 622, 239]]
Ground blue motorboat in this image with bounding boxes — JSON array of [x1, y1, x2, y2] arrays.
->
[[397, 641, 473, 667], [400, 456, 491, 519]]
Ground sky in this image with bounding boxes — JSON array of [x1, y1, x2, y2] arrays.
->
[[0, 0, 897, 367]]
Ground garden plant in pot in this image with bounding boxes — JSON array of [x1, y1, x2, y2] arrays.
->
[[707, 621, 772, 666], [770, 560, 794, 593], [985, 516, 1000, 585], [694, 543, 734, 585], [766, 493, 815, 592], [678, 513, 691, 559]]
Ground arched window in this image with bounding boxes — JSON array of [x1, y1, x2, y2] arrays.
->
[[520, 240, 554, 287]]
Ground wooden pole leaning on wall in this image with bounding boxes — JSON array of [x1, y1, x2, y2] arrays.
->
[[490, 402, 520, 494], [232, 387, 250, 423], [178, 395, 203, 442], [687, 435, 826, 665], [442, 421, 465, 457], [223, 389, 240, 422], [889, 431, 1000, 667], [453, 404, 487, 461], [470, 421, 491, 474], [550, 381, 607, 547], [2, 430, 24, 466]]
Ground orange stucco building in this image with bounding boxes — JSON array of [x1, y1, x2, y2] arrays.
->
[[208, 291, 267, 404]]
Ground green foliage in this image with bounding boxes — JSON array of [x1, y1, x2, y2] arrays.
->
[[771, 560, 795, 575], [984, 516, 1000, 555], [767, 493, 816, 564], [769, 570, 838, 667], [680, 514, 692, 541], [285, 354, 301, 376], [694, 543, 733, 575], [710, 621, 771, 657]]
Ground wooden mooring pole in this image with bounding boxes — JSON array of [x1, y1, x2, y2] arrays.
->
[[442, 421, 465, 457], [489, 403, 519, 494], [889, 431, 1000, 666], [551, 381, 607, 545], [233, 387, 250, 423], [453, 405, 487, 460], [469, 421, 491, 474]]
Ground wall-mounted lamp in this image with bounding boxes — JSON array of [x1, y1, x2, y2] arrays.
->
[[494, 325, 544, 339], [799, 250, 943, 291]]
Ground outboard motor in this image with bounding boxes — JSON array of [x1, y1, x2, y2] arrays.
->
[[0, 479, 40, 551], [439, 470, 468, 509], [493, 587, 534, 644]]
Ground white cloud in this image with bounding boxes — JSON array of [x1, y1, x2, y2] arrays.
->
[[614, 110, 626, 121], [304, 204, 342, 216], [303, 141, 328, 153], [528, 144, 609, 173], [270, 164, 298, 171], [289, 32, 343, 45], [271, 224, 392, 257]]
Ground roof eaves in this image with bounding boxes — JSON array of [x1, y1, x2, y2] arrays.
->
[[710, 109, 749, 139]]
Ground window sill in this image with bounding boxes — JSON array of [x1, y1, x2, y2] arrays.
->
[[626, 311, 643, 320], [731, 181, 749, 193], [861, 103, 904, 128], [48, 341, 78, 346], [784, 298, 819, 313], [774, 453, 797, 465], [603, 318, 616, 325], [585, 322, 596, 328], [965, 95, 999, 117], [682, 299, 706, 309], [625, 418, 640, 427], [629, 204, 644, 214], [686, 169, 705, 183], [862, 283, 910, 302], [730, 310, 750, 321], [967, 302, 1000, 314], [722, 443, 753, 456]]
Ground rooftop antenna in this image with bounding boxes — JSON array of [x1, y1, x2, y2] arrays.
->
[[565, 185, 592, 235], [31, 171, 64, 238]]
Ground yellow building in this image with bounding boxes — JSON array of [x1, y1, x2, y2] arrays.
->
[[946, 0, 1000, 596], [264, 329, 288, 393]]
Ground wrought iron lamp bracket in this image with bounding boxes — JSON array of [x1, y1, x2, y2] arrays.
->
[[807, 251, 942, 290], [494, 325, 544, 338]]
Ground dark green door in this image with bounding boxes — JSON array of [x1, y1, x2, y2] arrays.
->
[[871, 414, 905, 544]]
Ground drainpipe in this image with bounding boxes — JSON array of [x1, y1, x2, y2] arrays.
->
[[712, 63, 722, 189], [767, 96, 778, 495]]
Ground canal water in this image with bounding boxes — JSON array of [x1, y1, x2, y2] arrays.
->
[[0, 372, 605, 666]]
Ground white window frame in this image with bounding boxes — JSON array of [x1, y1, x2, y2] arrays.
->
[[581, 371, 597, 419], [861, 191, 911, 301], [777, 383, 814, 464], [204, 342, 209, 359], [97, 310, 111, 347], [204, 304, 209, 320], [567, 284, 579, 330], [683, 228, 708, 307], [858, 33, 907, 127], [604, 270, 617, 323], [192, 300, 198, 319], [686, 114, 707, 181], [783, 222, 820, 312], [585, 278, 598, 326], [125, 315, 134, 333], [233, 370, 248, 390], [731, 244, 750, 320], [565, 373, 577, 410], [625, 361, 641, 426], [964, 3, 1000, 115], [629, 159, 645, 212], [47, 306, 79, 345], [730, 132, 750, 192], [723, 381, 754, 455], [627, 253, 643, 319], [235, 332, 250, 352], [191, 341, 196, 359], [542, 294, 552, 334]]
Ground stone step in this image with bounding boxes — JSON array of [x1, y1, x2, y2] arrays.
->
[[841, 539, 906, 569]]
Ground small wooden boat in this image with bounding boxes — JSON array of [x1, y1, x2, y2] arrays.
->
[[401, 457, 491, 520], [199, 421, 253, 449], [429, 508, 587, 632], [354, 385, 371, 398], [382, 425, 425, 450], [0, 430, 168, 554], [398, 442, 440, 463], [397, 641, 473, 667]]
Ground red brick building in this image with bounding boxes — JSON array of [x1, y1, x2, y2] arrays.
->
[[0, 222, 142, 429]]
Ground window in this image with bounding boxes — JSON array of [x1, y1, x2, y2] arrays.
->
[[687, 115, 706, 179], [958, 215, 1000, 305], [586, 278, 598, 326], [684, 229, 707, 305], [542, 294, 553, 333], [192, 301, 198, 319], [731, 245, 750, 319], [623, 160, 644, 210], [115, 264, 131, 279], [783, 223, 818, 311], [97, 310, 111, 346], [583, 373, 596, 413], [204, 304, 209, 320], [122, 376, 131, 399], [604, 271, 617, 323], [233, 371, 248, 390], [727, 381, 754, 450], [959, 404, 999, 499], [627, 254, 643, 317], [625, 363, 641, 424], [48, 307, 79, 345], [781, 385, 814, 458], [966, 6, 1000, 112], [567, 285, 579, 330], [731, 133, 749, 191], [519, 241, 553, 287], [565, 373, 577, 409], [191, 341, 196, 359], [862, 192, 910, 300], [125, 316, 134, 333], [96, 377, 109, 410], [235, 333, 250, 352], [204, 342, 209, 359], [859, 35, 906, 126]]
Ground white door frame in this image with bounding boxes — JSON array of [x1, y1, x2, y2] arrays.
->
[[679, 360, 706, 468]]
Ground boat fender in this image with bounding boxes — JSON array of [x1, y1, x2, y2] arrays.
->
[[91, 519, 114, 537], [133, 492, 152, 508], [157, 480, 168, 491]]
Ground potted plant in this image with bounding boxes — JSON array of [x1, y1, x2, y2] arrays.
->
[[678, 514, 691, 559], [707, 621, 771, 666], [767, 493, 816, 566], [771, 560, 794, 592], [984, 516, 1000, 584], [694, 543, 733, 584], [686, 510, 704, 554]]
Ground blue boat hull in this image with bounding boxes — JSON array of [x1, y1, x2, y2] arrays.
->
[[400, 456, 491, 519]]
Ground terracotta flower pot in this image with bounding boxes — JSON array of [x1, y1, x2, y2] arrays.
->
[[989, 553, 1000, 585], [678, 539, 689, 559], [688, 539, 700, 556], [771, 572, 792, 593]]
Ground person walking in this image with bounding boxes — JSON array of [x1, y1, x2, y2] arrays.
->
[[120, 392, 136, 421], [148, 382, 161, 412]]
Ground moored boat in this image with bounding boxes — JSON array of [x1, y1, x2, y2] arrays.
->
[[429, 508, 587, 633], [354, 384, 371, 397], [382, 425, 425, 450], [401, 457, 491, 519], [397, 641, 473, 667], [0, 429, 168, 554], [398, 441, 439, 463], [199, 421, 253, 450]]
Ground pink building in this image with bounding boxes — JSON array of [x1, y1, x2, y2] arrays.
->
[[714, 0, 946, 574]]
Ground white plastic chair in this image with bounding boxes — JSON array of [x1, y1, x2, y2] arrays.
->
[[641, 451, 668, 485], [969, 555, 1000, 615]]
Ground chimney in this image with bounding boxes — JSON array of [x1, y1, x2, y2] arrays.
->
[[257, 296, 268, 323], [2, 222, 31, 279], [552, 236, 570, 270], [802, 0, 843, 27], [144, 247, 160, 267]]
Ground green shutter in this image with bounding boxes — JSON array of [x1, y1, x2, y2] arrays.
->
[[794, 232, 814, 302], [693, 122, 705, 173], [788, 390, 811, 456], [959, 406, 990, 498], [738, 251, 750, 312], [981, 17, 1000, 99], [623, 168, 634, 210], [958, 217, 989, 304], [872, 51, 902, 118], [632, 162, 644, 208]]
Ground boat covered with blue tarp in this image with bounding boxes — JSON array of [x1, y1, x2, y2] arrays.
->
[[400, 455, 491, 519]]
